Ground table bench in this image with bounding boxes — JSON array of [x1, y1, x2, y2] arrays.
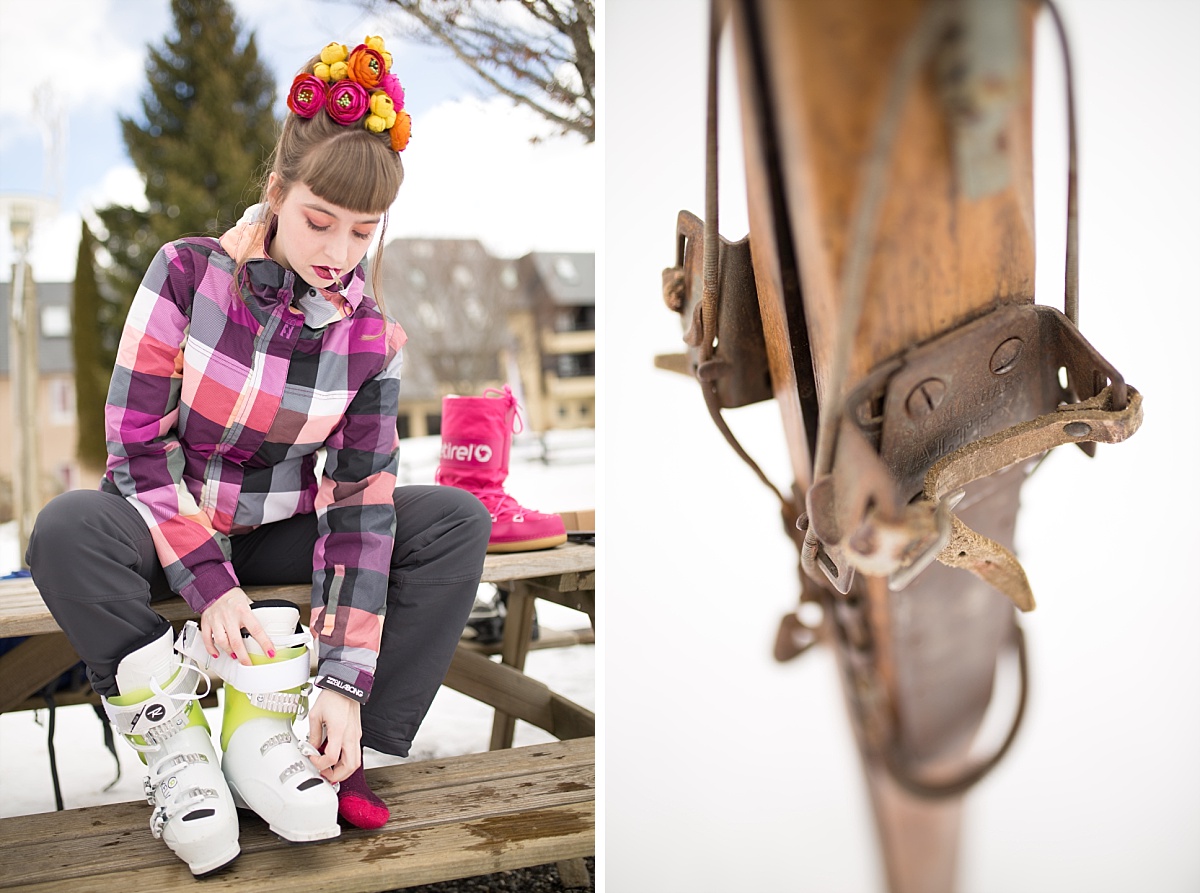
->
[[0, 542, 596, 890], [0, 737, 594, 891]]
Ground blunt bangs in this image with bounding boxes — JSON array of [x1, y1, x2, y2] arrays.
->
[[298, 127, 403, 215]]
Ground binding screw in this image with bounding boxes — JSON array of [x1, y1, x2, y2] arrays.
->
[[1064, 421, 1091, 437], [990, 337, 1024, 375], [906, 378, 946, 417]]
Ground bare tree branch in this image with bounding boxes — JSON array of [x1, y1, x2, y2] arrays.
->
[[377, 0, 594, 142]]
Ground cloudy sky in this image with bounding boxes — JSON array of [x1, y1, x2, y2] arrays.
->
[[0, 0, 599, 281]]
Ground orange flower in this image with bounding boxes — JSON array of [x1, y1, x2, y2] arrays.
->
[[346, 44, 385, 89], [390, 110, 411, 152]]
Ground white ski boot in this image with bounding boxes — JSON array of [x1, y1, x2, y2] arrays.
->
[[103, 626, 240, 876], [177, 602, 340, 842]]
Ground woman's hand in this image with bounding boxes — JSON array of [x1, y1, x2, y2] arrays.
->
[[199, 586, 276, 666], [306, 688, 363, 784]]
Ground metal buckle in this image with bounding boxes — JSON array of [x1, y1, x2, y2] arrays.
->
[[663, 210, 774, 409], [804, 303, 1137, 599]]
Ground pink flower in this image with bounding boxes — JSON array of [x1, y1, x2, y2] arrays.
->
[[326, 79, 369, 125], [287, 74, 327, 118], [379, 72, 405, 111]]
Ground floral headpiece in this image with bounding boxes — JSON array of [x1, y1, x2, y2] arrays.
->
[[286, 35, 411, 152]]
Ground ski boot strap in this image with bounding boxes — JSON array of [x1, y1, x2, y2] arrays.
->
[[103, 663, 209, 744], [176, 620, 312, 694]]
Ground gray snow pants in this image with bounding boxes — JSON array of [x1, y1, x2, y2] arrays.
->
[[25, 484, 490, 757]]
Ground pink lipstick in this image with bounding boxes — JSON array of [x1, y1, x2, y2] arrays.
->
[[313, 265, 340, 281]]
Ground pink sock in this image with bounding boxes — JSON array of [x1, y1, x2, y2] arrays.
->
[[336, 763, 390, 829]]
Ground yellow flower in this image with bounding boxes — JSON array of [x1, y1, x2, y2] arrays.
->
[[314, 62, 331, 82], [320, 42, 348, 64], [385, 110, 397, 129], [364, 35, 393, 70], [364, 114, 387, 133], [369, 91, 394, 118], [329, 60, 349, 81]]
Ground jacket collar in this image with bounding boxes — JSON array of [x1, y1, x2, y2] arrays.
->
[[237, 218, 368, 325]]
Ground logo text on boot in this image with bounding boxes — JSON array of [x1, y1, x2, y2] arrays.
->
[[441, 442, 494, 464]]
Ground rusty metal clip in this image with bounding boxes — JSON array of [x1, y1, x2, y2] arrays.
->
[[910, 383, 1142, 609], [802, 303, 1142, 606], [660, 210, 774, 409]]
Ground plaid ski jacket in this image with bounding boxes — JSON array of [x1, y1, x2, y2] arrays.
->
[[104, 234, 406, 704]]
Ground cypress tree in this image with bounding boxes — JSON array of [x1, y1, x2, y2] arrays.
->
[[70, 219, 108, 469], [94, 0, 277, 370]]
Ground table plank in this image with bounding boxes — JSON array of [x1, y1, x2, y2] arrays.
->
[[0, 543, 595, 639]]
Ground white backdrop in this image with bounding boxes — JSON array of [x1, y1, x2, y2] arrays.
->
[[602, 2, 1200, 891]]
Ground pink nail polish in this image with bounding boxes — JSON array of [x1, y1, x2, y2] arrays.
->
[[268, 649, 276, 658]]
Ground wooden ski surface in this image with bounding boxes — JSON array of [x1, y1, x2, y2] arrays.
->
[[727, 1, 1038, 890]]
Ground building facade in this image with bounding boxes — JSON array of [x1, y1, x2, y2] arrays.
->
[[0, 280, 82, 521], [380, 240, 595, 438]]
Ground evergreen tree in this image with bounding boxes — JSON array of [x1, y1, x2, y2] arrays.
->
[[70, 219, 109, 469], [95, 0, 277, 358]]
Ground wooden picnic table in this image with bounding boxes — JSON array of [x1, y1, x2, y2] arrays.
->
[[0, 541, 597, 891], [0, 542, 596, 737]]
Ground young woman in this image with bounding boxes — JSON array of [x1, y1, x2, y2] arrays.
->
[[26, 37, 490, 876]]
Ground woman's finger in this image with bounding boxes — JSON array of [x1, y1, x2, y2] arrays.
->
[[201, 623, 220, 658], [319, 747, 341, 778], [241, 612, 277, 660], [306, 722, 335, 771], [219, 628, 240, 661], [343, 742, 361, 774]]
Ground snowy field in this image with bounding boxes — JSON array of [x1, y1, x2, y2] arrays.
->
[[0, 428, 595, 819]]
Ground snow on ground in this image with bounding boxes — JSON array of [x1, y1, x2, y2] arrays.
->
[[0, 428, 595, 819]]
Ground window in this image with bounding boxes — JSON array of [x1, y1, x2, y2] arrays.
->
[[464, 295, 487, 327], [49, 378, 75, 425], [57, 462, 76, 492], [425, 413, 442, 437], [553, 257, 579, 284], [556, 352, 595, 378], [417, 301, 443, 331], [555, 305, 595, 333], [41, 305, 71, 338], [397, 414, 411, 439]]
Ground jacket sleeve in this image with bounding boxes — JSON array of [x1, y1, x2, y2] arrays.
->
[[105, 243, 240, 613], [309, 322, 405, 704]]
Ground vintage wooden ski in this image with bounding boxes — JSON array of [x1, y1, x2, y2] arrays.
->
[[660, 1, 1143, 890]]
